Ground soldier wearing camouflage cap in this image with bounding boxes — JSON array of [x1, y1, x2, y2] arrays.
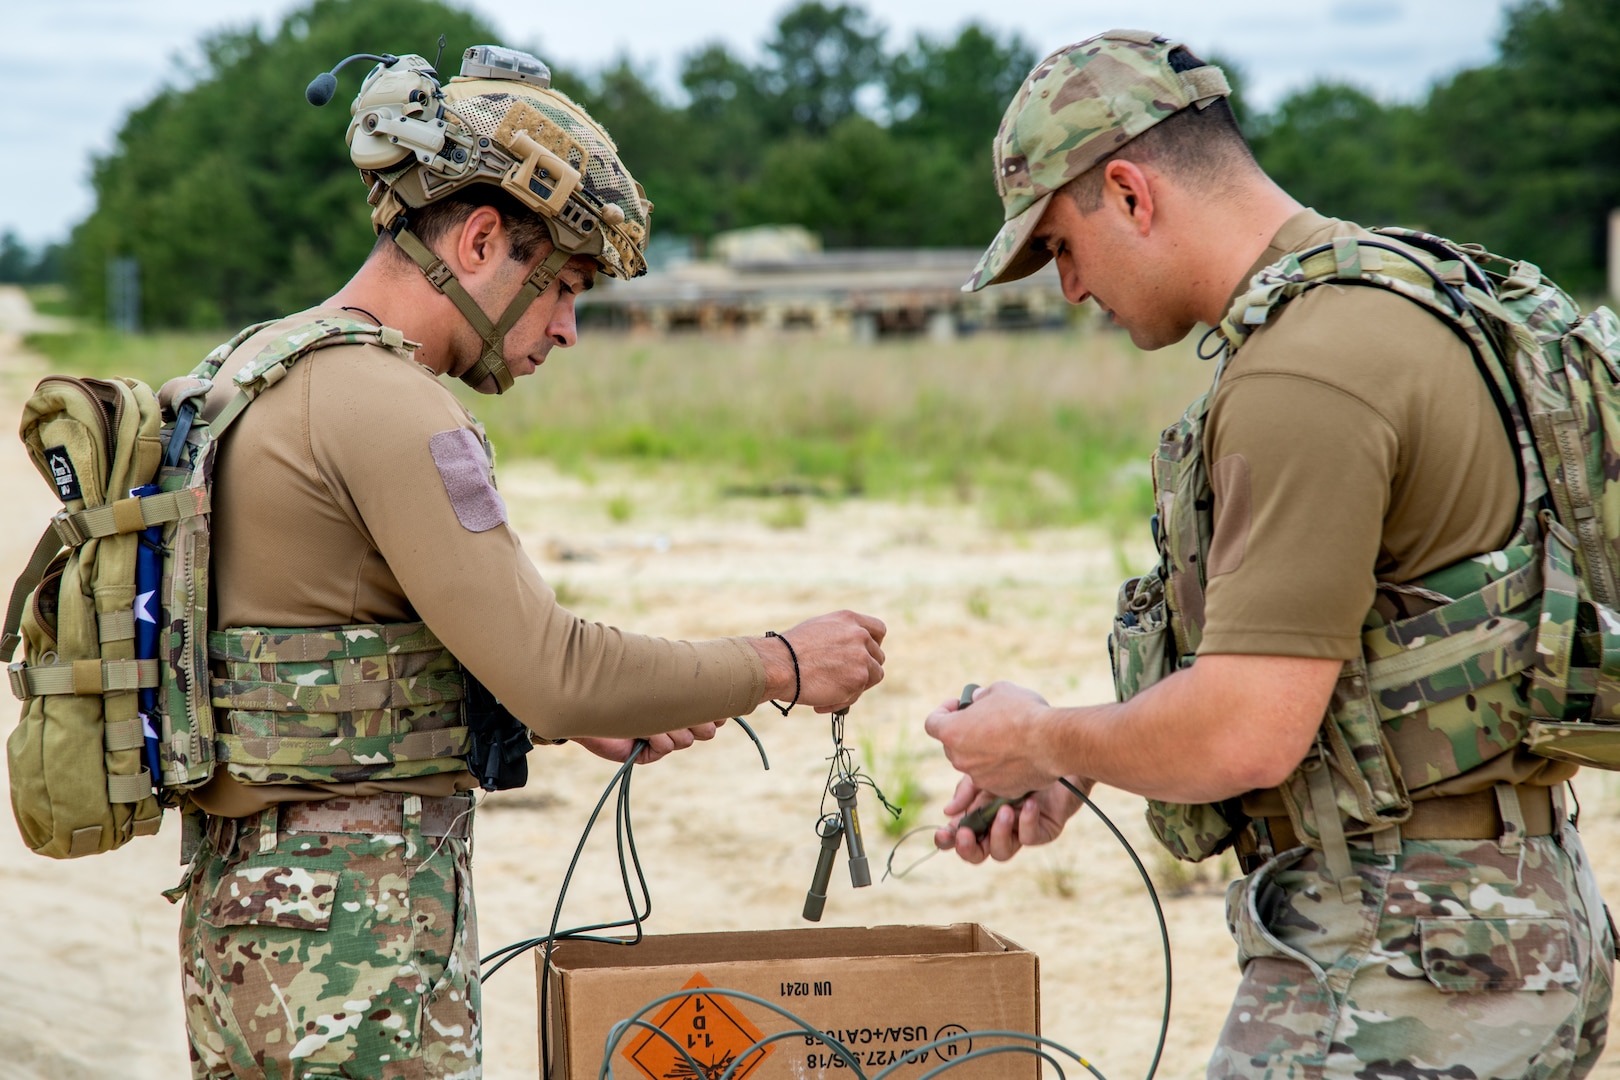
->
[[927, 29, 1613, 1078], [169, 46, 886, 1079]]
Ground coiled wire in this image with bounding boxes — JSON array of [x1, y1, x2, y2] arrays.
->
[[485, 728, 1171, 1080]]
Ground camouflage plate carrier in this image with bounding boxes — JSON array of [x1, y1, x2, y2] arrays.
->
[[7, 317, 483, 858], [1110, 227, 1620, 898]]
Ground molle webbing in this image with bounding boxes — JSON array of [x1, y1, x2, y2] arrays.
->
[[11, 658, 161, 698], [207, 621, 470, 786], [1362, 543, 1542, 723]]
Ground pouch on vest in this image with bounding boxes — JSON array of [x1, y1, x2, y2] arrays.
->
[[1110, 573, 1172, 702], [464, 669, 533, 790], [1275, 657, 1411, 850], [6, 376, 168, 857]]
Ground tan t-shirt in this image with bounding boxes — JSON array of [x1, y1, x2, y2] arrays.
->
[[1200, 211, 1575, 795], [192, 308, 765, 815], [1201, 210, 1519, 658]]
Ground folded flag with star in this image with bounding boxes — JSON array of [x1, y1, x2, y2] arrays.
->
[[132, 483, 163, 789]]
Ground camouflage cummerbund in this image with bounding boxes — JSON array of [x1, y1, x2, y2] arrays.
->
[[207, 621, 470, 785]]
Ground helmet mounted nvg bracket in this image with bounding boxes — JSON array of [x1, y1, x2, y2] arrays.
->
[[307, 43, 648, 394]]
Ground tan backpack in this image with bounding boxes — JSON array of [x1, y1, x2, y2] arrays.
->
[[5, 376, 173, 856], [4, 316, 417, 858]]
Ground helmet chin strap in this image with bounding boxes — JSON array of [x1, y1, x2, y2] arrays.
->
[[390, 224, 573, 394]]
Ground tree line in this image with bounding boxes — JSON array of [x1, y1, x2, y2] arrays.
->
[[29, 0, 1620, 324]]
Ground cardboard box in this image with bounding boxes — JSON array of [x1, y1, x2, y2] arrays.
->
[[538, 923, 1039, 1080]]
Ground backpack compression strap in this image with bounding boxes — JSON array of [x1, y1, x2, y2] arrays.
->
[[1, 486, 214, 663], [389, 224, 571, 395], [1, 523, 66, 662]]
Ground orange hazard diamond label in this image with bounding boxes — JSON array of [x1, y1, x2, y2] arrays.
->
[[624, 972, 776, 1080]]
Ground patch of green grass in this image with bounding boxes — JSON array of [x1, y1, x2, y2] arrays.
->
[[860, 732, 927, 840], [762, 496, 808, 530], [965, 587, 991, 621], [1150, 846, 1238, 898], [22, 285, 73, 319], [606, 493, 634, 524], [1035, 856, 1079, 900], [461, 329, 1211, 530]]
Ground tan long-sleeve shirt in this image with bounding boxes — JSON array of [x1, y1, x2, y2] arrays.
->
[[191, 308, 765, 815]]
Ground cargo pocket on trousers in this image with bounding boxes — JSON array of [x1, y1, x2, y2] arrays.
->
[[418, 854, 480, 1069], [201, 865, 340, 930], [1226, 851, 1313, 972], [1419, 917, 1578, 993]]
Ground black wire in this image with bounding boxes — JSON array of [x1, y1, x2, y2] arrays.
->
[[480, 717, 770, 1079], [479, 746, 646, 978], [1058, 778, 1171, 1080], [1196, 324, 1228, 360], [818, 710, 900, 821], [876, 783, 1172, 1080], [881, 823, 941, 881], [478, 720, 1168, 1080], [483, 718, 770, 974], [339, 304, 383, 326]]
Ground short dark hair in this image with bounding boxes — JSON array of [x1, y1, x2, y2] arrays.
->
[[376, 186, 553, 263], [1064, 47, 1257, 212]]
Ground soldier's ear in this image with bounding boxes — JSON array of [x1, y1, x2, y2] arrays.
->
[[455, 206, 507, 273], [1102, 160, 1154, 233]]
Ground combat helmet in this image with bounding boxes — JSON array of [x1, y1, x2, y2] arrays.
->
[[308, 45, 653, 393]]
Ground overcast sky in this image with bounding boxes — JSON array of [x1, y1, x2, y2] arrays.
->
[[9, 0, 1515, 246]]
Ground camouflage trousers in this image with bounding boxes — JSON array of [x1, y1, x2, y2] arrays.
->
[[175, 797, 481, 1079], [1209, 820, 1614, 1079]]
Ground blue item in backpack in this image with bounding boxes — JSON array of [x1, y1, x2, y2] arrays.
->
[[131, 483, 163, 789]]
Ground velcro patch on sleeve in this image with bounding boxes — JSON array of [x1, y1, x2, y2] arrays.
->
[[429, 428, 508, 533], [1207, 452, 1251, 578]]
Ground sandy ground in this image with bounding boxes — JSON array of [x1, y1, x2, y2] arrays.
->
[[1, 285, 1618, 1079]]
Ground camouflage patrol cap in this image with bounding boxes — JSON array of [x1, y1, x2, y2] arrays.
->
[[964, 29, 1231, 292]]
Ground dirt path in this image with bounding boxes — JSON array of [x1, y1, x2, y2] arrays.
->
[[0, 290, 1616, 1078]]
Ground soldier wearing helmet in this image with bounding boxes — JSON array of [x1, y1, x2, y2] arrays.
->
[[925, 30, 1613, 1078], [172, 46, 886, 1079]]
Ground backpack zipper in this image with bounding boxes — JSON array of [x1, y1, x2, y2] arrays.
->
[[35, 376, 116, 484], [28, 557, 67, 647]]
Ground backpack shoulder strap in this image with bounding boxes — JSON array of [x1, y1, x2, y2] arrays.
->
[[1217, 230, 1477, 347], [207, 316, 418, 439], [1214, 228, 1548, 543]]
